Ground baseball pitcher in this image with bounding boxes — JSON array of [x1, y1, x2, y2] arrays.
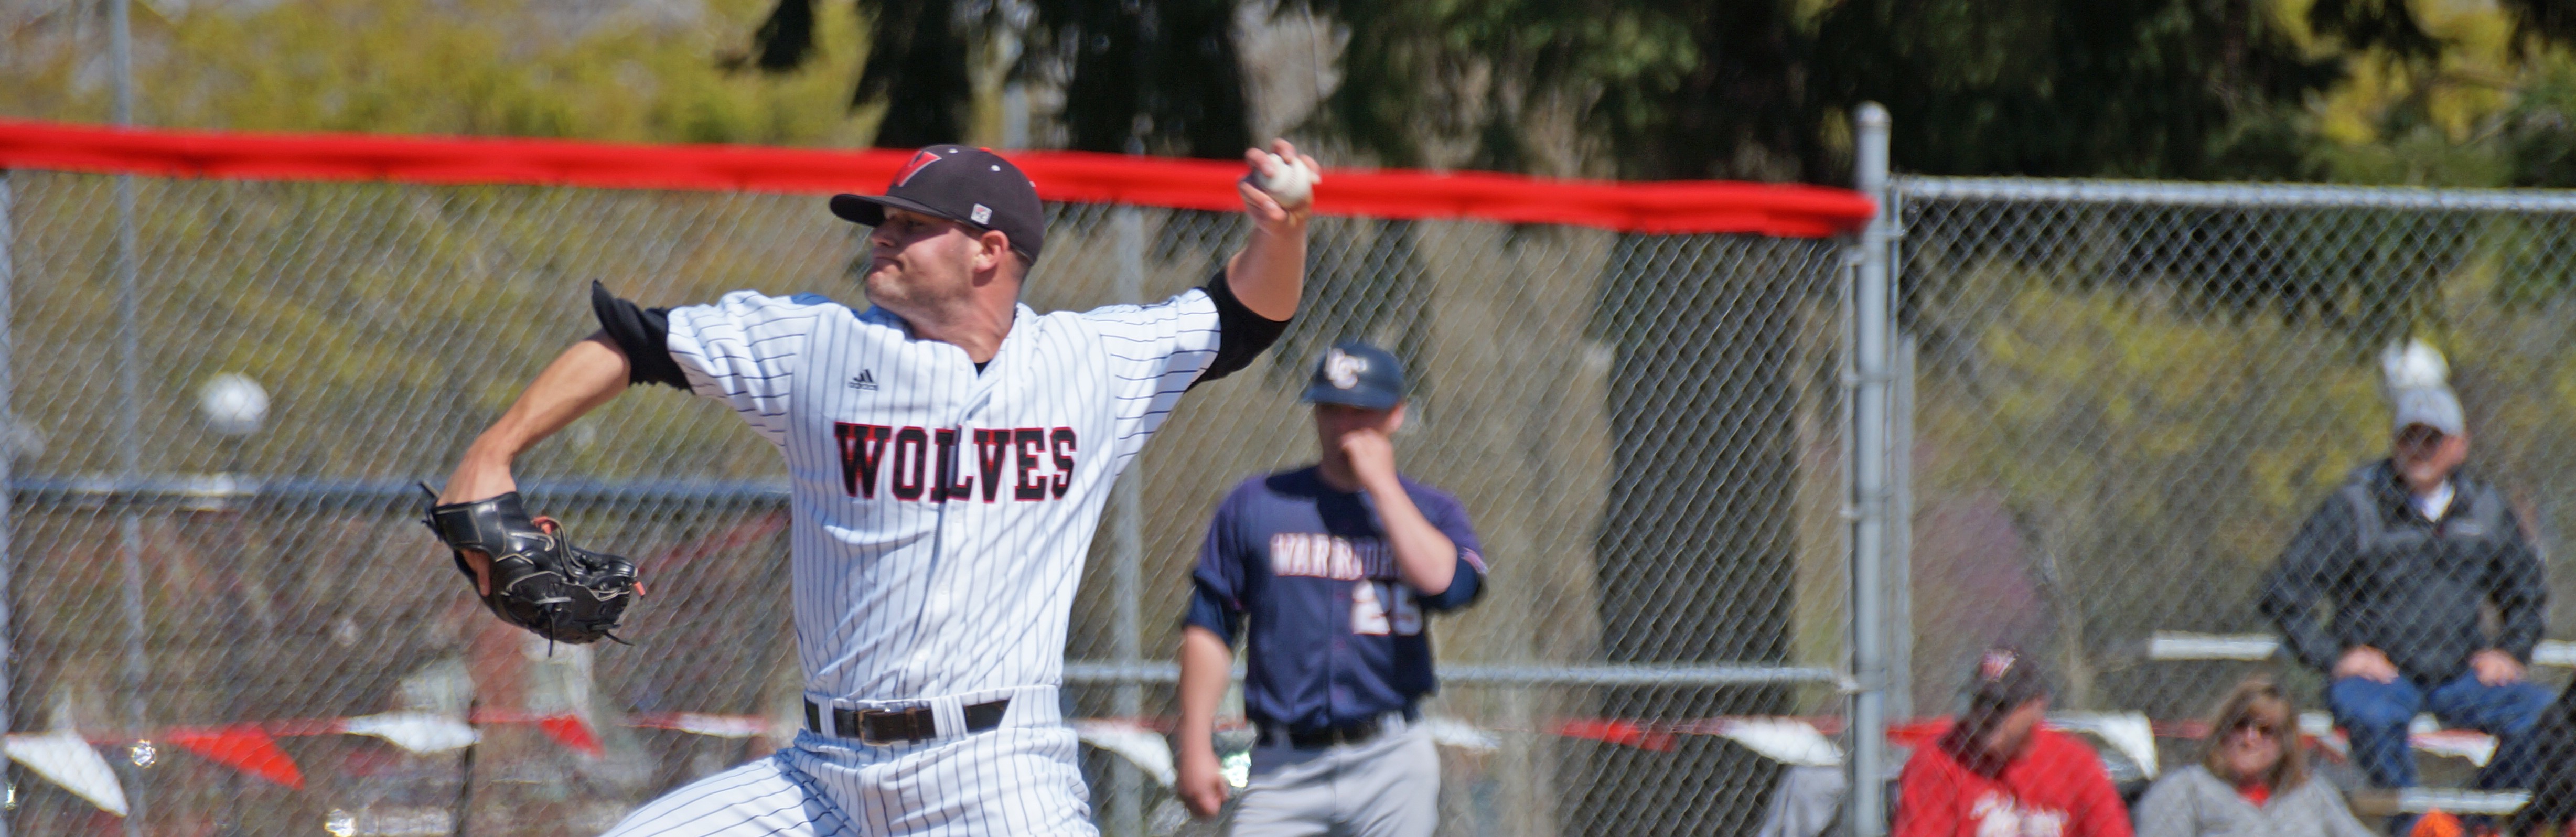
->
[[429, 141, 1318, 835]]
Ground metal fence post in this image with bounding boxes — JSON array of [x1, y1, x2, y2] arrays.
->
[[109, 2, 152, 831], [1848, 102, 1893, 837], [1108, 206, 1146, 837], [1884, 169, 1915, 725], [0, 169, 17, 837], [1889, 338, 1915, 723]]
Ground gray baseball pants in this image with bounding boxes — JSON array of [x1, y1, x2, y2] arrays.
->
[[1225, 714, 1437, 837]]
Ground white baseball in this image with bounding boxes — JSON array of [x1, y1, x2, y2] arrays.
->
[[1257, 152, 1317, 207], [199, 373, 269, 437]]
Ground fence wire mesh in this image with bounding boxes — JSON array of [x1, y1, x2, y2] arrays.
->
[[0, 170, 1854, 836], [1894, 177, 2576, 816]]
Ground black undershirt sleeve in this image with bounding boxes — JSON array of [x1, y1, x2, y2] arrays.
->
[[589, 281, 691, 391], [1195, 268, 1292, 387]]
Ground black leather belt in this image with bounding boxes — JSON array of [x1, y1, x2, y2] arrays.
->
[[1260, 716, 1387, 750], [806, 698, 1010, 746]]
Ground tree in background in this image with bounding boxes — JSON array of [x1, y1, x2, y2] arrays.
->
[[661, 0, 2576, 187], [1293, 0, 2576, 186], [9, 0, 2576, 184], [1034, 0, 1249, 156], [746, 0, 1248, 156], [2294, 0, 2576, 187], [1808, 0, 2337, 180], [737, 0, 974, 148], [0, 0, 874, 145]]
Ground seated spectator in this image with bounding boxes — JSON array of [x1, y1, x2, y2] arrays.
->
[[2134, 675, 2374, 837], [1894, 648, 2132, 837], [2257, 381, 2551, 803]]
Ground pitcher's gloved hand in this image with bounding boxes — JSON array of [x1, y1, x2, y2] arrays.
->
[[424, 488, 638, 646]]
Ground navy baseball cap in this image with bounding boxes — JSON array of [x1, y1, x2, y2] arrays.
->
[[831, 145, 1046, 262], [1302, 342, 1405, 410], [1966, 647, 2048, 711]]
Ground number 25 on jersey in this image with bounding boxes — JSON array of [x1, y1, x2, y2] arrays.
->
[[1351, 581, 1422, 636]]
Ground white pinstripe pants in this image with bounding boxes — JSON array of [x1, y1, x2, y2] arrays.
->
[[599, 725, 1096, 836]]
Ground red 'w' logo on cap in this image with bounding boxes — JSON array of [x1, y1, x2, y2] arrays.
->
[[894, 149, 943, 187], [1979, 650, 2016, 681]]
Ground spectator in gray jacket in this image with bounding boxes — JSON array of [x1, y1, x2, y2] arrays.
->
[[2257, 384, 2550, 795], [2135, 677, 2373, 837]]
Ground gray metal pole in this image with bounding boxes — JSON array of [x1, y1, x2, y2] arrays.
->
[[1885, 174, 1916, 725], [0, 170, 18, 837], [1848, 102, 1893, 837], [1108, 207, 1145, 836], [110, 1, 149, 832], [1889, 339, 1915, 722]]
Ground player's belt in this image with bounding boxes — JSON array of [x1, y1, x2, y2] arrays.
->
[[1259, 716, 1389, 749], [805, 698, 1011, 746]]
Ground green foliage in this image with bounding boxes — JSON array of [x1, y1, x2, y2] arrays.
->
[[1, 0, 876, 146], [1909, 203, 2576, 711], [850, 0, 975, 148], [13, 0, 2576, 185], [1037, 0, 1251, 156], [2307, 0, 2576, 59], [1918, 265, 2379, 709], [744, 0, 1252, 156], [1307, 0, 1684, 173], [1304, 0, 2576, 186]]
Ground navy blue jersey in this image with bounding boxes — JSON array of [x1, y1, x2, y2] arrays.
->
[[1185, 466, 1488, 732]]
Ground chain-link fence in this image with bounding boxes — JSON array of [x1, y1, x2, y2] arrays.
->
[[1893, 177, 2576, 813], [0, 161, 1861, 836], [34, 121, 2576, 837]]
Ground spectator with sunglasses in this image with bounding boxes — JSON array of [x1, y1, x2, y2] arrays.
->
[[2258, 383, 2551, 802], [2136, 677, 2375, 837]]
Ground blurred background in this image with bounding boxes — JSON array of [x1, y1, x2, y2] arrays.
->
[[5, 1, 2576, 836], [9, 0, 2576, 185]]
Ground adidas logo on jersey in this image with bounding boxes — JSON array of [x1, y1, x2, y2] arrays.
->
[[849, 370, 879, 391]]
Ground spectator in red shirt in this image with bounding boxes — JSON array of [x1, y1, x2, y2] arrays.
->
[[1894, 648, 2133, 837]]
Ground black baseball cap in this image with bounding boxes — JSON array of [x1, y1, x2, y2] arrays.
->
[[830, 145, 1046, 263], [1302, 341, 1406, 410]]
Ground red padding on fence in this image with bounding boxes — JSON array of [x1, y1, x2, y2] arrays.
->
[[0, 119, 1874, 237], [164, 725, 305, 789], [1553, 718, 1679, 752], [536, 715, 607, 758]]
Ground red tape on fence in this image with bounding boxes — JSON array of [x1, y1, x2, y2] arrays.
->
[[161, 725, 305, 789], [0, 119, 1874, 237]]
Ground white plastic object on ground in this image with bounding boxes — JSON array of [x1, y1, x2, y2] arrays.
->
[[7, 730, 128, 815], [340, 712, 479, 754], [2045, 712, 2160, 780], [1420, 716, 1501, 753], [1072, 719, 1177, 788], [1715, 718, 1845, 768]]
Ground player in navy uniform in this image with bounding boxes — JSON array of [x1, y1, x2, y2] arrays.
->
[[1173, 341, 1488, 836]]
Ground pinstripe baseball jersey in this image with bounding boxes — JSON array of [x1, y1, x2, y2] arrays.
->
[[660, 286, 1222, 703]]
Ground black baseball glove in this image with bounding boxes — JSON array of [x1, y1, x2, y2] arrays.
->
[[422, 487, 638, 646]]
